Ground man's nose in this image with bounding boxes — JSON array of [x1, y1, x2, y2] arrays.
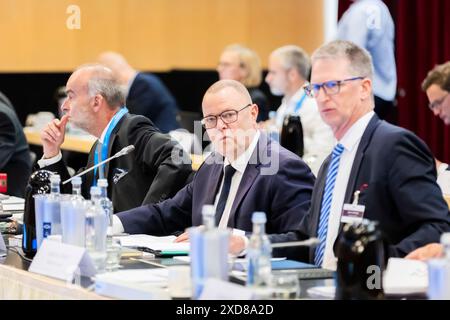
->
[[60, 98, 69, 112], [216, 117, 228, 130], [432, 107, 441, 116]]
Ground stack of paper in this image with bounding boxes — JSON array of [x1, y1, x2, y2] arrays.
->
[[117, 234, 189, 253], [95, 269, 170, 299], [0, 196, 25, 214], [383, 258, 428, 295]]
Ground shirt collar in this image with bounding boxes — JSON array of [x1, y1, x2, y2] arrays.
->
[[339, 111, 375, 152], [99, 109, 122, 144], [224, 130, 260, 173]]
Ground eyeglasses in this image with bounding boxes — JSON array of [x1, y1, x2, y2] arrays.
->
[[428, 92, 449, 111], [201, 104, 251, 129], [304, 77, 365, 98]]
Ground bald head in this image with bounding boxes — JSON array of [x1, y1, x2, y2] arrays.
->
[[97, 51, 136, 85], [202, 80, 258, 160], [203, 79, 252, 105]]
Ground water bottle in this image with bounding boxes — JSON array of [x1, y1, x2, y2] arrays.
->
[[203, 205, 229, 281], [428, 233, 450, 299], [85, 186, 108, 272], [71, 176, 84, 201], [190, 205, 229, 299], [280, 115, 304, 157], [42, 174, 62, 239], [97, 179, 113, 245], [22, 170, 52, 258], [267, 111, 280, 143], [246, 211, 272, 297]]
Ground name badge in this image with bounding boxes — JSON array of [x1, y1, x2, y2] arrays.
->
[[341, 203, 365, 224]]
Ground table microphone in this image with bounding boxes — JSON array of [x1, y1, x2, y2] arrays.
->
[[270, 237, 319, 248], [62, 145, 135, 185]]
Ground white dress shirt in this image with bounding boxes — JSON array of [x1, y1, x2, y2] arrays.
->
[[215, 131, 260, 230], [275, 87, 335, 175], [113, 131, 261, 246], [322, 111, 375, 270]]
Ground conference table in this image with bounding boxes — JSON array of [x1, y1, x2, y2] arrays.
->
[[0, 235, 333, 300], [23, 127, 205, 171]]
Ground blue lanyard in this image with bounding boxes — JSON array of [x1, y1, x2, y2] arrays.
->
[[93, 107, 129, 186], [294, 91, 307, 113]]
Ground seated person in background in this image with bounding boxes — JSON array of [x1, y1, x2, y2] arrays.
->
[[0, 91, 32, 197], [405, 62, 450, 261], [217, 44, 269, 122], [294, 40, 449, 270], [39, 64, 192, 212], [114, 80, 316, 257], [421, 61, 450, 174], [98, 51, 180, 133], [265, 45, 334, 175]]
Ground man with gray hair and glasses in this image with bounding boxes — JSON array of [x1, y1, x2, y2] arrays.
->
[[294, 40, 449, 270], [38, 64, 192, 212]]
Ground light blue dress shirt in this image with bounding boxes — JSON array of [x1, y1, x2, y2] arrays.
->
[[337, 0, 397, 101]]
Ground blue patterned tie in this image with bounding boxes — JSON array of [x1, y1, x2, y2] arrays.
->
[[314, 143, 345, 267]]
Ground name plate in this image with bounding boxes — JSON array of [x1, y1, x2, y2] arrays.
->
[[199, 278, 254, 300], [29, 239, 96, 281]]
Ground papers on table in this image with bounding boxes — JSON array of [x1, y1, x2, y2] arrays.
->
[[117, 234, 189, 254], [0, 196, 25, 214], [383, 258, 428, 295], [95, 269, 170, 300]]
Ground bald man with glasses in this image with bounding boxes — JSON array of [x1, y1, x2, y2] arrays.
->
[[114, 79, 315, 257]]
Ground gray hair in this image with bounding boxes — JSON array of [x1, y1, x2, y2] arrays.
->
[[77, 64, 126, 108], [311, 40, 374, 81], [271, 45, 311, 80]]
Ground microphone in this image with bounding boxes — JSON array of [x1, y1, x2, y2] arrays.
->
[[270, 237, 319, 249], [62, 145, 135, 185]]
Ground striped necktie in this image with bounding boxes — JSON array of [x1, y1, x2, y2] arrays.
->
[[314, 143, 345, 267]]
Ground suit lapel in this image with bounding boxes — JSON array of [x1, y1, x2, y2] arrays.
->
[[311, 156, 331, 236], [336, 114, 381, 235], [86, 141, 98, 188], [204, 153, 225, 206], [104, 116, 126, 178], [343, 114, 381, 204], [227, 135, 268, 228]]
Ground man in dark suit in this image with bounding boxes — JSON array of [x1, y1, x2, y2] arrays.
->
[[114, 79, 315, 256], [296, 40, 449, 270], [0, 91, 32, 197], [98, 52, 180, 133], [38, 65, 192, 213]]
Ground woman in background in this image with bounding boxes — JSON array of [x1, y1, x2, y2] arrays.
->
[[217, 44, 269, 122]]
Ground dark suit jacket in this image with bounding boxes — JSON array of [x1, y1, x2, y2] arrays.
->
[[127, 72, 180, 133], [298, 114, 450, 262], [41, 113, 192, 213], [117, 133, 315, 257], [248, 87, 269, 122], [0, 92, 31, 197]]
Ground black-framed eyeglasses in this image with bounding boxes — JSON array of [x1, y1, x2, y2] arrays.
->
[[304, 77, 365, 98], [201, 104, 251, 129], [429, 92, 449, 111]]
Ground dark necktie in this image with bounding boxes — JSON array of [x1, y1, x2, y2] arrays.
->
[[215, 165, 237, 226]]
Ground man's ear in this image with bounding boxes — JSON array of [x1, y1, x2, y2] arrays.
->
[[91, 94, 103, 112], [250, 103, 259, 121], [360, 78, 372, 101]]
